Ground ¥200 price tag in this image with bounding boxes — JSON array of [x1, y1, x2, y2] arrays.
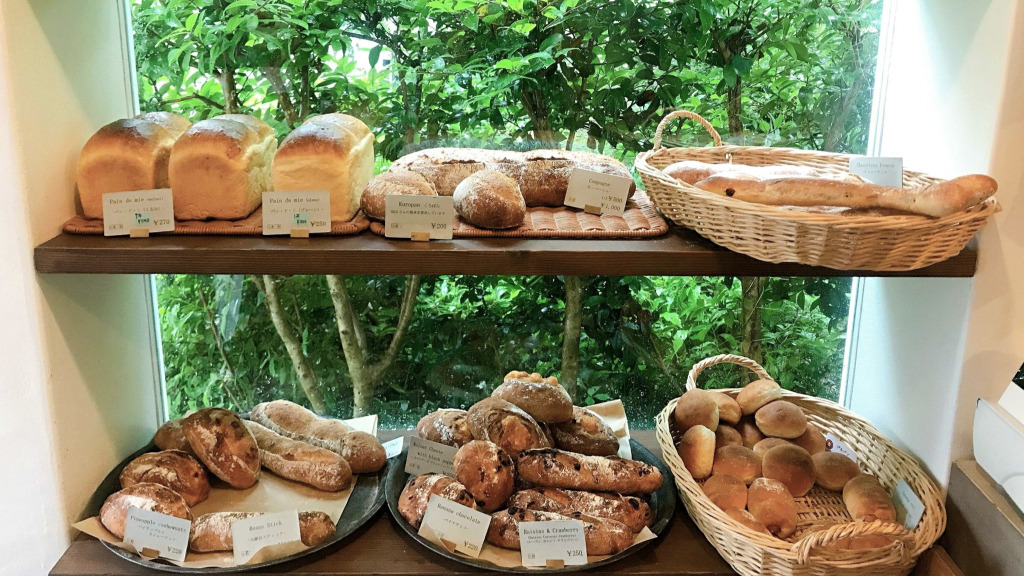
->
[[417, 495, 491, 558], [519, 520, 588, 567], [405, 436, 458, 477], [263, 190, 331, 235], [385, 195, 454, 240], [564, 168, 633, 216], [231, 510, 301, 565], [102, 189, 174, 236], [123, 506, 191, 562], [850, 156, 903, 188]]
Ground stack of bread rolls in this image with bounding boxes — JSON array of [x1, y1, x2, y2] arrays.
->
[[401, 370, 661, 557]]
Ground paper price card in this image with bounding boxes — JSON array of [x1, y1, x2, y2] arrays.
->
[[231, 510, 301, 565], [824, 432, 859, 463], [564, 168, 633, 216], [102, 189, 174, 236], [123, 506, 191, 562], [418, 495, 491, 558], [382, 436, 405, 459], [385, 195, 454, 240], [850, 157, 903, 187], [519, 520, 588, 567], [262, 191, 331, 235], [405, 436, 458, 476], [893, 479, 925, 530]]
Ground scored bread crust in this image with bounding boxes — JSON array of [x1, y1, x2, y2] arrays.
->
[[467, 397, 553, 457], [507, 487, 652, 533], [182, 408, 261, 489], [453, 440, 517, 512], [487, 507, 634, 554], [119, 449, 210, 506], [359, 168, 437, 221], [491, 371, 573, 424], [100, 482, 193, 540], [452, 169, 526, 230], [244, 420, 352, 492], [249, 400, 349, 452]]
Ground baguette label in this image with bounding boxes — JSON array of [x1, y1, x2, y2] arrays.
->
[[893, 479, 925, 530], [262, 190, 331, 235], [405, 436, 458, 476], [102, 189, 174, 236], [519, 520, 588, 567], [231, 510, 302, 565], [385, 195, 455, 240], [123, 506, 191, 562], [382, 436, 404, 459], [824, 432, 859, 463], [418, 495, 491, 558], [564, 168, 633, 216], [850, 157, 903, 188]]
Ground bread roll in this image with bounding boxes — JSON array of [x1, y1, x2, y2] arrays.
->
[[507, 488, 652, 533], [747, 478, 799, 538], [153, 417, 195, 456], [753, 437, 794, 458], [183, 408, 261, 489], [169, 114, 277, 220], [120, 450, 210, 506], [100, 483, 193, 540], [76, 112, 192, 219], [755, 401, 808, 439], [492, 371, 573, 424], [813, 452, 860, 491], [487, 507, 634, 555], [712, 445, 762, 485], [339, 431, 387, 474], [715, 425, 742, 449], [244, 420, 353, 491], [674, 389, 719, 432], [188, 510, 335, 552], [710, 392, 741, 426], [272, 113, 374, 222], [398, 474, 475, 528], [467, 397, 552, 456], [736, 417, 765, 449], [453, 169, 526, 229], [453, 440, 516, 512], [416, 409, 474, 447], [724, 507, 771, 536], [551, 406, 619, 456], [737, 379, 783, 415], [516, 448, 663, 495], [762, 444, 816, 497], [792, 422, 827, 455], [250, 400, 348, 452], [843, 475, 897, 523], [360, 168, 437, 221], [677, 425, 716, 480], [703, 474, 747, 510]]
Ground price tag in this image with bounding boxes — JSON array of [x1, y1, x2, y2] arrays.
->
[[824, 432, 859, 463], [385, 195, 454, 240], [231, 510, 301, 565], [893, 479, 925, 530], [564, 168, 633, 216], [123, 507, 191, 562], [262, 191, 331, 235], [850, 157, 903, 187], [519, 520, 588, 567], [383, 436, 404, 459], [417, 495, 491, 558], [405, 436, 458, 476], [102, 189, 174, 236]]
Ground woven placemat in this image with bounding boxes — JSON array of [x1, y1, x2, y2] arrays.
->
[[62, 207, 371, 236], [369, 192, 668, 238]]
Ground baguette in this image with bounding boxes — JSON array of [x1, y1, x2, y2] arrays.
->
[[487, 507, 634, 555], [516, 448, 663, 495], [188, 510, 335, 552], [507, 488, 652, 533], [662, 160, 820, 185], [244, 420, 353, 491]]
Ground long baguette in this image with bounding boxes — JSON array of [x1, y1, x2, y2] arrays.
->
[[516, 448, 663, 495], [663, 160, 824, 184], [244, 420, 352, 492]]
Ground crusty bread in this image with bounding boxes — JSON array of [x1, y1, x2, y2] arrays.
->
[[100, 483, 193, 540], [467, 397, 552, 456], [249, 399, 348, 452], [517, 448, 663, 495], [152, 417, 195, 456], [119, 450, 210, 506], [712, 445, 762, 485], [454, 440, 516, 512], [452, 169, 526, 229], [416, 409, 474, 447], [182, 408, 261, 489], [703, 474, 747, 511], [507, 488, 651, 533], [678, 425, 716, 480], [244, 420, 352, 491], [755, 401, 808, 439], [737, 379, 783, 415], [710, 392, 741, 426], [492, 371, 573, 424], [487, 507, 634, 554], [339, 431, 387, 474], [748, 478, 798, 538], [398, 474, 475, 529], [551, 406, 619, 456], [674, 389, 719, 432], [843, 475, 897, 523], [762, 444, 816, 497], [813, 451, 860, 491], [359, 168, 437, 221], [662, 160, 819, 185], [189, 510, 335, 552]]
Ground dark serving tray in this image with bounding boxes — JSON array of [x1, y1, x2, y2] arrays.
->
[[385, 439, 676, 573]]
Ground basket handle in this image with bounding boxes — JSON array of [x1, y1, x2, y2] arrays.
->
[[685, 354, 773, 392], [792, 521, 911, 564], [652, 110, 723, 150]]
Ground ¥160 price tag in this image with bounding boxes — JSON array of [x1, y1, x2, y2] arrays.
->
[[263, 191, 330, 235], [123, 506, 191, 562], [102, 189, 175, 236], [519, 520, 588, 567]]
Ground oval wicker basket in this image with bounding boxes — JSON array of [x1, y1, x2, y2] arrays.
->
[[655, 354, 946, 576], [635, 111, 1000, 271]]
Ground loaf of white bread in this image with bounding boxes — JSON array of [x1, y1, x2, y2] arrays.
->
[[272, 114, 375, 223], [169, 114, 277, 221], [76, 112, 192, 219]]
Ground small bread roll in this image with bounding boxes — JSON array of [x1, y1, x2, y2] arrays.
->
[[724, 508, 771, 535], [792, 422, 827, 455], [674, 389, 719, 432], [360, 168, 437, 221], [737, 379, 783, 415], [715, 425, 742, 449], [748, 478, 799, 538], [453, 440, 516, 512], [762, 444, 816, 497], [703, 474, 747, 510], [677, 425, 716, 480], [339, 431, 387, 474], [813, 452, 861, 491], [755, 401, 808, 439], [710, 392, 741, 425], [843, 475, 897, 523], [753, 437, 793, 458], [736, 417, 765, 449], [712, 445, 762, 485]]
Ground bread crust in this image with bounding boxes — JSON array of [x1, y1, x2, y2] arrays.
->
[[813, 451, 861, 491], [737, 379, 783, 415], [153, 417, 196, 456], [397, 474, 475, 528], [491, 371, 573, 424], [188, 510, 335, 552], [120, 450, 210, 506], [452, 170, 526, 229], [487, 507, 634, 555], [748, 478, 798, 538], [516, 448, 663, 495], [755, 401, 808, 439], [507, 488, 651, 533], [359, 168, 437, 221], [250, 400, 349, 452], [100, 482, 193, 540], [703, 474, 748, 511], [762, 444, 816, 497], [712, 445, 763, 485], [453, 440, 516, 512], [674, 389, 720, 432], [551, 406, 619, 456], [182, 408, 261, 489], [677, 425, 716, 480], [338, 431, 387, 474], [416, 409, 474, 447], [843, 474, 896, 523], [244, 420, 353, 491], [467, 397, 552, 456]]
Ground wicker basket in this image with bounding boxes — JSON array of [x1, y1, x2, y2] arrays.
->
[[655, 354, 946, 576], [635, 111, 1000, 271]]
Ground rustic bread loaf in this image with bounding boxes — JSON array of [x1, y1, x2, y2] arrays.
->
[[416, 408, 474, 447], [843, 475, 897, 523], [452, 169, 526, 229], [467, 397, 552, 456], [491, 371, 573, 424], [359, 168, 437, 221], [453, 440, 516, 512], [712, 445, 762, 485], [153, 417, 195, 456], [516, 448, 663, 495], [391, 147, 500, 195], [339, 431, 387, 474], [703, 473, 748, 511], [677, 425, 716, 480], [551, 406, 619, 456], [249, 399, 348, 453], [813, 451, 861, 491], [244, 420, 352, 491], [762, 444, 816, 497], [119, 450, 210, 506], [188, 510, 335, 552], [487, 507, 634, 555], [748, 478, 798, 538], [100, 483, 193, 540], [183, 408, 261, 489], [507, 488, 652, 533], [674, 388, 720, 432], [397, 474, 475, 529], [737, 379, 783, 415], [662, 160, 819, 185], [755, 401, 808, 439]]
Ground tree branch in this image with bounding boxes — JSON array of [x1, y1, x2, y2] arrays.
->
[[197, 285, 245, 410], [262, 65, 299, 126], [560, 275, 583, 402], [162, 93, 225, 110], [367, 275, 421, 380]]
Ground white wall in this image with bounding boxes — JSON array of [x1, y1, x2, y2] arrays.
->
[[0, 2, 161, 575]]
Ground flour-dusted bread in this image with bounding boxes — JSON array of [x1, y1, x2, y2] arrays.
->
[[453, 440, 516, 512], [244, 420, 352, 491], [189, 511, 335, 552], [76, 112, 191, 219], [391, 147, 497, 196], [416, 408, 474, 447], [491, 371, 573, 424], [338, 431, 387, 474], [452, 169, 526, 229], [272, 113, 374, 223], [250, 399, 349, 452], [843, 474, 897, 523], [508, 488, 652, 533], [359, 168, 437, 221], [119, 450, 210, 506], [169, 114, 277, 220], [152, 417, 195, 456], [467, 397, 553, 457], [551, 406, 619, 456], [487, 507, 634, 554], [516, 448, 663, 495], [100, 483, 193, 540], [398, 474, 476, 529], [182, 407, 261, 489]]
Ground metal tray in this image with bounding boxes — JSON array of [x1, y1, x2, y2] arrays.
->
[[84, 440, 392, 573], [385, 439, 676, 573]]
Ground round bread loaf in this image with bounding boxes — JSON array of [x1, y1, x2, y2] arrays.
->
[[551, 406, 619, 456], [755, 401, 808, 439], [453, 169, 526, 229], [753, 437, 794, 458], [339, 431, 387, 474], [710, 392, 741, 426], [712, 445, 762, 485], [737, 379, 783, 415], [843, 474, 897, 523], [491, 371, 573, 424], [762, 444, 816, 497], [152, 417, 196, 456], [674, 388, 720, 432], [792, 422, 827, 455], [183, 407, 260, 489], [736, 417, 765, 449], [677, 425, 716, 480], [416, 408, 474, 447], [724, 507, 771, 536], [703, 473, 747, 510], [453, 440, 516, 512], [398, 474, 475, 528], [100, 483, 193, 540], [467, 397, 552, 456], [360, 168, 437, 221], [120, 450, 210, 506], [715, 425, 742, 449], [813, 451, 861, 491], [748, 478, 799, 538]]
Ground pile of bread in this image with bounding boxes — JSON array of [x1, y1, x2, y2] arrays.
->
[[399, 371, 663, 556], [673, 379, 899, 547], [98, 400, 385, 555]]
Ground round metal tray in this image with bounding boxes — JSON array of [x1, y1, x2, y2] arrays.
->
[[385, 439, 676, 573]]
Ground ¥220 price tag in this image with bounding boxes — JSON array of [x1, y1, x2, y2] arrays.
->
[[417, 495, 491, 558], [123, 506, 191, 562], [519, 520, 588, 567], [102, 189, 174, 236]]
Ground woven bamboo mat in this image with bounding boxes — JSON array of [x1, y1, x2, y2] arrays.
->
[[62, 207, 371, 236]]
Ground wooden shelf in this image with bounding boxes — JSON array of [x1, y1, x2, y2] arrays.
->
[[34, 227, 977, 277]]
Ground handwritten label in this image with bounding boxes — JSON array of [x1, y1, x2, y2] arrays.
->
[[383, 436, 404, 459], [519, 520, 588, 567], [824, 432, 859, 463], [123, 507, 191, 562], [893, 479, 925, 530], [385, 195, 454, 240], [850, 157, 903, 188], [405, 436, 458, 476], [564, 168, 633, 216], [102, 189, 174, 236], [231, 510, 301, 565], [262, 191, 330, 235], [418, 495, 491, 558]]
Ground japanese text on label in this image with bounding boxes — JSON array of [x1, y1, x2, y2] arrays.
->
[[123, 506, 191, 562], [850, 157, 903, 188], [519, 520, 588, 567], [102, 189, 174, 236], [231, 510, 302, 565], [564, 168, 633, 216], [405, 436, 458, 476], [262, 190, 330, 235], [418, 495, 491, 558], [385, 195, 455, 240]]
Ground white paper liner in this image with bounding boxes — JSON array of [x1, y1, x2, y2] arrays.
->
[[586, 399, 632, 459]]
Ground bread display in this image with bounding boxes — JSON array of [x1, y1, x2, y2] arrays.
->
[[416, 408, 474, 447], [737, 380, 783, 415], [755, 401, 808, 439], [712, 445, 762, 485], [466, 397, 553, 456], [152, 417, 195, 455], [507, 488, 652, 533], [453, 440, 516, 512], [843, 475, 897, 523], [491, 371, 573, 424], [119, 450, 210, 506], [663, 159, 819, 185], [169, 114, 277, 220], [714, 425, 742, 449], [792, 422, 827, 455], [99, 482, 194, 540], [271, 113, 374, 223], [761, 444, 816, 498], [487, 507, 634, 555], [702, 474, 747, 511], [188, 510, 335, 552], [677, 425, 716, 480], [182, 407, 261, 489], [452, 169, 526, 230], [360, 167, 437, 221], [551, 406, 619, 456], [813, 451, 861, 491], [673, 388, 719, 432], [76, 112, 192, 219], [710, 392, 741, 426], [398, 474, 475, 529], [250, 399, 349, 453], [244, 420, 353, 491], [747, 478, 798, 538]]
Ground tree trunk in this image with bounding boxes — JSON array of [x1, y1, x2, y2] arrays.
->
[[263, 65, 299, 126], [740, 277, 764, 377], [727, 78, 743, 138], [561, 276, 583, 402], [217, 63, 239, 114], [521, 89, 557, 144]]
